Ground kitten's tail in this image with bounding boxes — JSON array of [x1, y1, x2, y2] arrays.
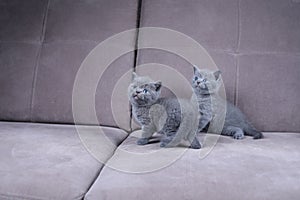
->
[[244, 125, 264, 139]]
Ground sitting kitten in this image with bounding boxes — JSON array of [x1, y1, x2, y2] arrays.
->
[[128, 72, 201, 149], [192, 67, 263, 140]]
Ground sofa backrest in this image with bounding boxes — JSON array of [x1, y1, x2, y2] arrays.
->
[[135, 0, 300, 132], [0, 0, 138, 131], [1, 0, 299, 132]]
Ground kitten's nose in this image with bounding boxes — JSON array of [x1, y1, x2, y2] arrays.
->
[[196, 81, 201, 85], [135, 90, 142, 94]]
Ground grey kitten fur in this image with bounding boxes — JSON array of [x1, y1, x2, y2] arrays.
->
[[128, 72, 201, 149], [192, 66, 263, 140]]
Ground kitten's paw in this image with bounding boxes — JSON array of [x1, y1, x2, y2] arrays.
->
[[160, 135, 176, 148], [253, 132, 264, 139], [137, 138, 149, 145], [160, 141, 174, 148], [160, 139, 171, 148], [233, 132, 244, 140], [190, 139, 201, 149], [160, 137, 172, 144], [160, 142, 168, 148], [190, 143, 201, 149]]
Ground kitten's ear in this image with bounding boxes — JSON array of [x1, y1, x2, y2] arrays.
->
[[132, 72, 138, 80], [193, 65, 202, 77], [154, 81, 162, 92], [213, 70, 222, 80], [193, 65, 199, 74]]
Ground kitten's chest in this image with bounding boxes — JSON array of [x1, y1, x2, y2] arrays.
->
[[133, 106, 151, 125], [197, 96, 224, 115], [197, 97, 212, 112]]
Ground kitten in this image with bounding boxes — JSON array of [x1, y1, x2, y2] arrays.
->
[[128, 72, 201, 149], [192, 67, 263, 140]]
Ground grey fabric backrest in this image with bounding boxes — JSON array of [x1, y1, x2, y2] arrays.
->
[[136, 0, 300, 132], [1, 0, 299, 132], [0, 0, 138, 131]]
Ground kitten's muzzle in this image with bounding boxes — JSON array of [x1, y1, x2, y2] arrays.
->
[[199, 82, 207, 89], [195, 81, 204, 87], [133, 93, 139, 100], [133, 91, 143, 100]]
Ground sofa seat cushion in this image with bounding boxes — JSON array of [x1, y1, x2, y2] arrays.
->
[[0, 121, 128, 200], [85, 131, 300, 200]]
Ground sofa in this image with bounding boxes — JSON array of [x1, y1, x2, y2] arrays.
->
[[0, 0, 300, 199]]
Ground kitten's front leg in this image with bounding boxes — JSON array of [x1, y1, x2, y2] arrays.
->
[[137, 124, 156, 145], [198, 112, 212, 132], [159, 117, 178, 147]]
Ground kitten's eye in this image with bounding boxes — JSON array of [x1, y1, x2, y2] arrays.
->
[[194, 77, 198, 81], [203, 78, 207, 82], [143, 89, 148, 93]]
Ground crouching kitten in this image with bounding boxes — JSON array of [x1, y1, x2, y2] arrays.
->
[[128, 72, 201, 149], [192, 67, 263, 140]]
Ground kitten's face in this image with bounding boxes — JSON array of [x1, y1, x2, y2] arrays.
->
[[128, 73, 162, 106], [192, 67, 221, 95]]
